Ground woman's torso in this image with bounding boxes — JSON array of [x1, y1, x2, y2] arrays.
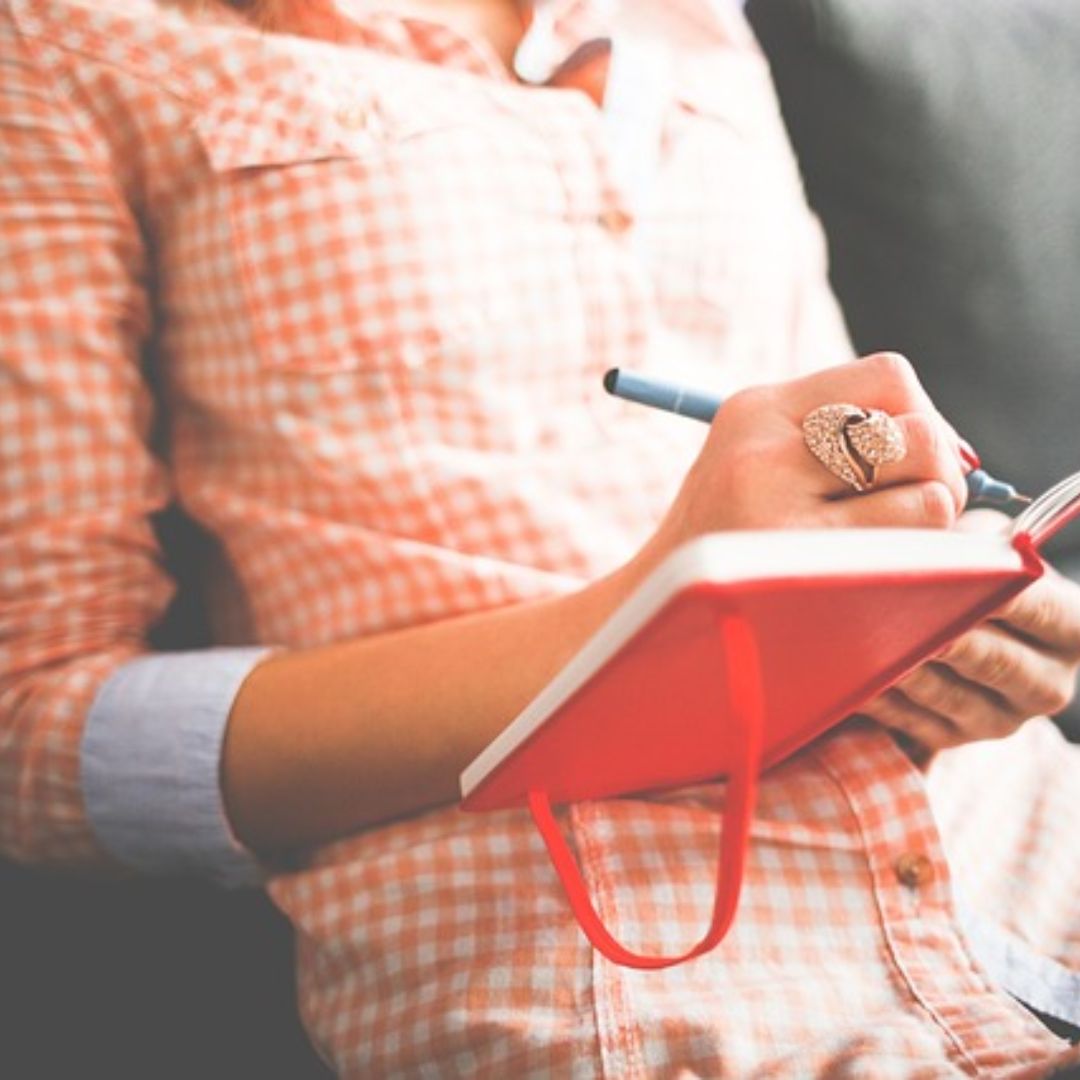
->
[[6, 0, 848, 650]]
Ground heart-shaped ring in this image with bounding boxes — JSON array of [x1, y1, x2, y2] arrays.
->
[[802, 403, 907, 492]]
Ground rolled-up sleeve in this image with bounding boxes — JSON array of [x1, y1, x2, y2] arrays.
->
[[82, 649, 271, 886], [0, 11, 257, 879]]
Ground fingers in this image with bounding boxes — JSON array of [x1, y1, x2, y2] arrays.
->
[[991, 570, 1080, 657], [863, 570, 1080, 755], [855, 411, 967, 511], [797, 411, 966, 519], [785, 354, 969, 512], [859, 689, 967, 751], [863, 661, 1029, 753], [817, 480, 956, 529], [681, 351, 976, 537], [896, 659, 1026, 736], [788, 352, 937, 417], [934, 623, 1077, 718]]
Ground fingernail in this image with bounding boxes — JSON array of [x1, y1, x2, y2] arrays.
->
[[958, 441, 981, 470]]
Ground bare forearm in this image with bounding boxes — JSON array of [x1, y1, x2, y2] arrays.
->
[[221, 555, 655, 854]]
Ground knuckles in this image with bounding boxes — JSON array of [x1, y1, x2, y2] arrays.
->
[[918, 482, 957, 528], [903, 413, 965, 511], [940, 632, 1017, 688], [1030, 673, 1076, 718], [940, 629, 1077, 719], [907, 665, 970, 717], [861, 351, 920, 395], [1015, 592, 1060, 642]]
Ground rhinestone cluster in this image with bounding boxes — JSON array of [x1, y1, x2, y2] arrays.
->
[[802, 403, 907, 492], [846, 410, 907, 468]]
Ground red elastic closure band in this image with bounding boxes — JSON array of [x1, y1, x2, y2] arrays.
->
[[528, 612, 764, 969]]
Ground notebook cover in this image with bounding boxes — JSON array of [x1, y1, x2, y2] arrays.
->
[[461, 554, 1040, 813]]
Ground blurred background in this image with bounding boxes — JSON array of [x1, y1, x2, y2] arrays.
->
[[745, 0, 1080, 735]]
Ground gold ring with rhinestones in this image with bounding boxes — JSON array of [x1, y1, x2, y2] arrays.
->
[[801, 403, 907, 492]]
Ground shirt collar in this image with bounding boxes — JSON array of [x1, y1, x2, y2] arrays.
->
[[257, 1, 738, 86], [267, 0, 609, 82]]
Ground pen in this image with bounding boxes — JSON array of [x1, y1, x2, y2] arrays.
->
[[602, 368, 1031, 512]]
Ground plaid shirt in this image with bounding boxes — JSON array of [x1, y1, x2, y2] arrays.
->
[[2, 0, 1079, 1074]]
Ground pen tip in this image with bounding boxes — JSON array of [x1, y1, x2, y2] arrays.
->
[[602, 368, 619, 394]]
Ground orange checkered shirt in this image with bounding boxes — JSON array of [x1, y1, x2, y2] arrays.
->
[[3, 0, 1080, 1075]]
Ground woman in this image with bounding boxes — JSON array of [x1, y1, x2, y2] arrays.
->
[[3, 0, 1080, 1074]]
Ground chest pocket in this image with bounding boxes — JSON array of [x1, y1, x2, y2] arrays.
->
[[192, 88, 484, 374], [189, 85, 601, 458]]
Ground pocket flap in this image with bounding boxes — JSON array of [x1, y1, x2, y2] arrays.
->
[[673, 59, 776, 138], [193, 92, 377, 171]]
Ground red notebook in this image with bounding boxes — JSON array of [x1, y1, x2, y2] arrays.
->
[[460, 473, 1080, 969]]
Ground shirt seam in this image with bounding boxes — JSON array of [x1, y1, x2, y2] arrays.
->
[[572, 801, 649, 1080], [8, 16, 152, 221], [4, 8, 166, 855], [810, 743, 983, 1076], [11, 3, 216, 112]]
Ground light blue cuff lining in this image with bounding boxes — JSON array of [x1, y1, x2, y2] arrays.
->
[[958, 900, 1080, 1028], [82, 648, 275, 888]]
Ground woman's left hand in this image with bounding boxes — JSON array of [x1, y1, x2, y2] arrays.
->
[[861, 517, 1080, 751]]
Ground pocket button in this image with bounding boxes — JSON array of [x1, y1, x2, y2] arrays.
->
[[597, 207, 634, 235], [894, 851, 935, 889], [336, 103, 373, 131]]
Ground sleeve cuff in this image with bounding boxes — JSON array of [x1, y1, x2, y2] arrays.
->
[[81, 648, 275, 887]]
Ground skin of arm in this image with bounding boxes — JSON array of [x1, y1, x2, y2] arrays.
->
[[223, 551, 655, 851]]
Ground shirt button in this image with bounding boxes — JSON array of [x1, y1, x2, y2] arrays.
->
[[894, 851, 935, 888], [336, 104, 371, 130], [597, 207, 634, 234]]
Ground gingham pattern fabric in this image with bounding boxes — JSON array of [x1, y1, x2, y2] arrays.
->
[[2, 0, 1079, 1075], [0, 0, 843, 863], [271, 719, 1080, 1077]]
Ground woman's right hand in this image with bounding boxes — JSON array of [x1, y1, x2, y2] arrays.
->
[[643, 353, 971, 566]]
